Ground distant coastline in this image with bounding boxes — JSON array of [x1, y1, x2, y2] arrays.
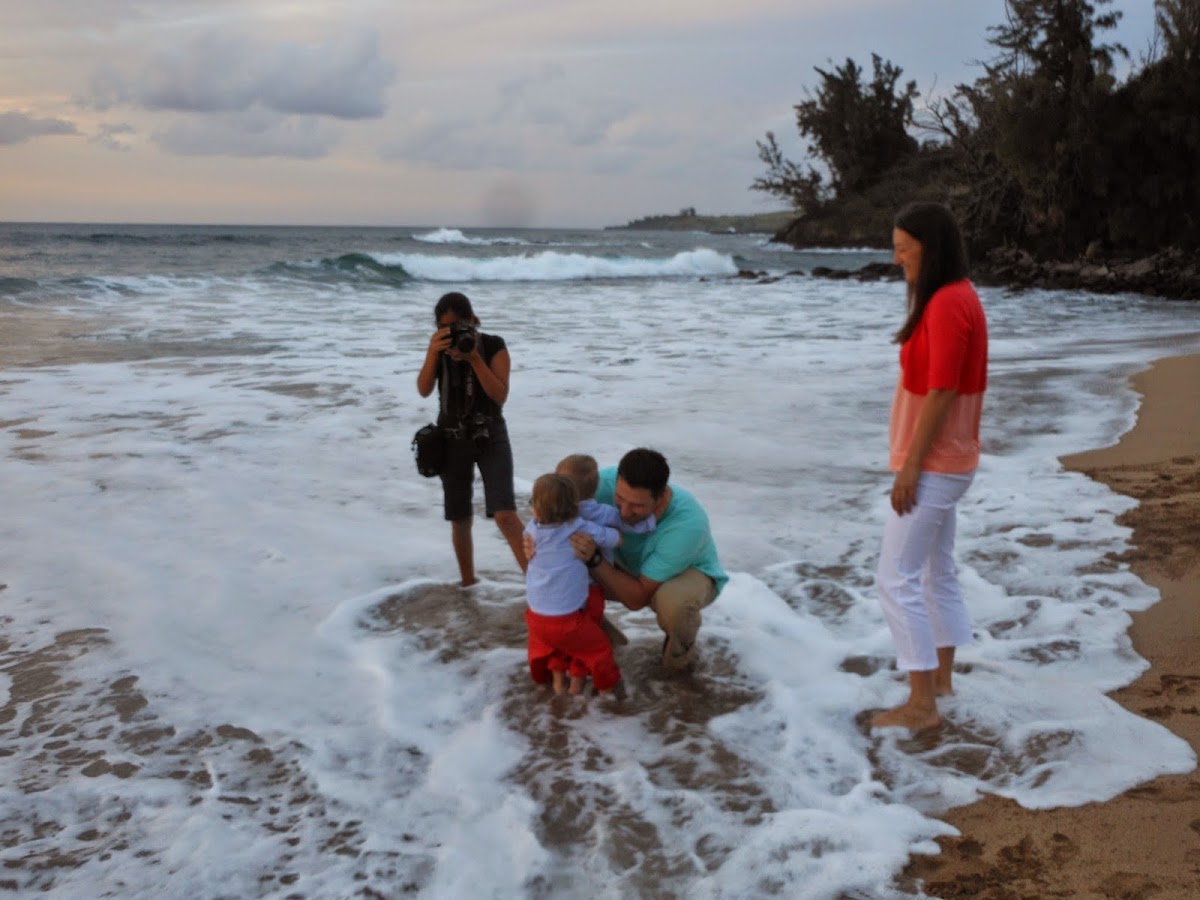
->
[[608, 208, 797, 235], [611, 205, 1198, 302]]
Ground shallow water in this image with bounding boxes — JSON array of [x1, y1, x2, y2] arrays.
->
[[1, 222, 1199, 897]]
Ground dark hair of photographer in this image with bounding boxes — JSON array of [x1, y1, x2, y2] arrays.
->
[[416, 291, 526, 586], [433, 291, 477, 328], [617, 447, 670, 500]]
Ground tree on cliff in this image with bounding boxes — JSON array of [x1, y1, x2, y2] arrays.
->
[[1101, 0, 1200, 250], [934, 0, 1126, 256], [1153, 0, 1200, 65], [752, 54, 918, 210], [763, 0, 1200, 260]]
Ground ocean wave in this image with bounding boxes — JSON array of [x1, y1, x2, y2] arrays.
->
[[62, 231, 277, 247], [369, 248, 739, 282], [411, 228, 530, 247], [0, 276, 38, 296], [61, 275, 157, 299], [268, 253, 413, 286]]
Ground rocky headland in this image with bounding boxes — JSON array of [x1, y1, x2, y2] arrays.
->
[[774, 212, 1200, 301]]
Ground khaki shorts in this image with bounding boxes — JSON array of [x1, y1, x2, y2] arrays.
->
[[649, 568, 717, 670]]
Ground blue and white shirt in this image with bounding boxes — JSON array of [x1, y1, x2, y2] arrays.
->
[[524, 517, 620, 616]]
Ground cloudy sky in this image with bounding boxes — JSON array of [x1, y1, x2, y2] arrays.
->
[[0, 1, 1157, 228]]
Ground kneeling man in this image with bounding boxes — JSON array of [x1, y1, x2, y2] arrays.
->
[[571, 448, 726, 671]]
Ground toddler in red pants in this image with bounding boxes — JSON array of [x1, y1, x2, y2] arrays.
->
[[524, 474, 623, 696]]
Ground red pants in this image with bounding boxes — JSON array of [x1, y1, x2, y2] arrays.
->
[[526, 585, 620, 691]]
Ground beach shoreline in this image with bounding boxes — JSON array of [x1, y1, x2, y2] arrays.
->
[[0, 304, 120, 369], [3, 302, 1198, 895], [907, 353, 1200, 898]]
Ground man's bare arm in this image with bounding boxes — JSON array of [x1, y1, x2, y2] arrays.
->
[[569, 531, 659, 610]]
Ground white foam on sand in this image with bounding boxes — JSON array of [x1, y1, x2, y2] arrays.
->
[[2, 259, 1200, 896]]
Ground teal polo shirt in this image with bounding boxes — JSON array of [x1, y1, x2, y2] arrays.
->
[[596, 466, 727, 597]]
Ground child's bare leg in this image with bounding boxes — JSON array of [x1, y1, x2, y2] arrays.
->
[[551, 670, 566, 695], [568, 674, 586, 695]]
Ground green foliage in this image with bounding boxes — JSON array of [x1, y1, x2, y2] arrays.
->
[[795, 54, 919, 195], [1154, 0, 1200, 66], [751, 131, 828, 212], [751, 54, 918, 210], [1102, 0, 1200, 249], [964, 0, 1127, 255], [763, 0, 1200, 256]]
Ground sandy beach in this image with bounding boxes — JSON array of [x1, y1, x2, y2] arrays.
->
[[907, 353, 1200, 898]]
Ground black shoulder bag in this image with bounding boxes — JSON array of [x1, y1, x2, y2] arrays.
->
[[412, 356, 452, 477]]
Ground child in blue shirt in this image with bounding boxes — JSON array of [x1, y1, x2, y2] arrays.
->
[[556, 454, 657, 558], [523, 474, 623, 695], [554, 454, 657, 651]]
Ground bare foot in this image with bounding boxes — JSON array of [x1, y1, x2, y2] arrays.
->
[[568, 675, 585, 695], [870, 704, 941, 732], [935, 684, 954, 697], [551, 671, 566, 696], [460, 577, 479, 588]]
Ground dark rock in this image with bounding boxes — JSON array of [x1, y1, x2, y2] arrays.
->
[[854, 262, 901, 281], [809, 262, 900, 283], [773, 204, 1199, 299], [972, 246, 1200, 301], [810, 266, 853, 280]]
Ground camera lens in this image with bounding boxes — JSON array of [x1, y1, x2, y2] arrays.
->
[[455, 333, 476, 353]]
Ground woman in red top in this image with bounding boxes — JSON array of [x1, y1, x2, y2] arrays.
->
[[872, 202, 988, 732]]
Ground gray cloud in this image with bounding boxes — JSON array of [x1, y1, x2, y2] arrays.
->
[[90, 122, 136, 151], [493, 63, 566, 119], [154, 110, 341, 159], [378, 116, 643, 177], [380, 62, 638, 172], [88, 28, 395, 120], [378, 117, 524, 171], [0, 110, 79, 145], [490, 64, 634, 146]]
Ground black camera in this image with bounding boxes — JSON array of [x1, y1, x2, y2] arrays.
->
[[446, 322, 478, 354], [469, 413, 491, 445]]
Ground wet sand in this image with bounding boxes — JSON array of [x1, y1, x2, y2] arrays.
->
[[0, 305, 116, 368], [0, 307, 768, 894], [4, 305, 1199, 895], [907, 352, 1200, 898]]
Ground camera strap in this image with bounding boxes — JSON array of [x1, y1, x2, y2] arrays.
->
[[439, 352, 476, 435]]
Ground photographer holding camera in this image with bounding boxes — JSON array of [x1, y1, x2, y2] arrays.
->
[[417, 291, 526, 586]]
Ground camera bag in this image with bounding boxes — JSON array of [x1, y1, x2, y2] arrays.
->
[[412, 423, 445, 477]]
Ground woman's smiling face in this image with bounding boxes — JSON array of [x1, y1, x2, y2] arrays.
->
[[892, 227, 923, 286]]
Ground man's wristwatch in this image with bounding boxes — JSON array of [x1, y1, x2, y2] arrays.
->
[[585, 550, 603, 569]]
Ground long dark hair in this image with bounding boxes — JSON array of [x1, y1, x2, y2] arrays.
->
[[893, 202, 969, 344]]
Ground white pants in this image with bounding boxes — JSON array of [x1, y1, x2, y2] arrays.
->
[[876, 470, 975, 672]]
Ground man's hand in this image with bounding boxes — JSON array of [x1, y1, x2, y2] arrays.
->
[[522, 532, 536, 563], [569, 531, 596, 561]]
